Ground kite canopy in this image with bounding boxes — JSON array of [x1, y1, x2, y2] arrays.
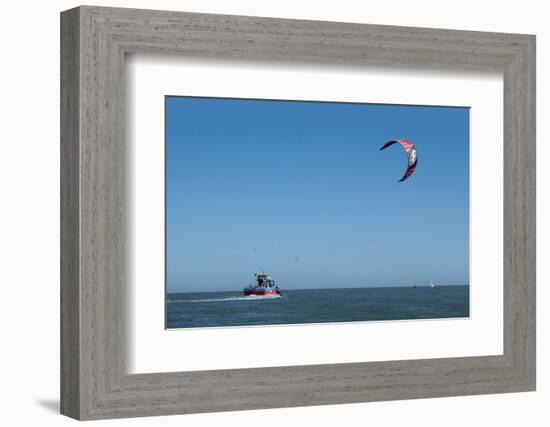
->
[[380, 139, 418, 182]]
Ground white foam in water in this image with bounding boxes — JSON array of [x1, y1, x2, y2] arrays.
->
[[168, 295, 283, 303]]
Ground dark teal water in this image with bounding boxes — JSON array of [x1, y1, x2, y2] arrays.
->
[[166, 285, 469, 329]]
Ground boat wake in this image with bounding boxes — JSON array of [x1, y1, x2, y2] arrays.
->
[[168, 295, 283, 304]]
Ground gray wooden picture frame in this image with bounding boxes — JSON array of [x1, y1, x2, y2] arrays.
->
[[60, 5, 536, 420]]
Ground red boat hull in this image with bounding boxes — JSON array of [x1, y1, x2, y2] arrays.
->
[[243, 289, 278, 296]]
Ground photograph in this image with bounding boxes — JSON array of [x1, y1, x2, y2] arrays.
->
[[165, 96, 470, 329]]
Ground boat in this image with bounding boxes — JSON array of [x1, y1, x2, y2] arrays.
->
[[429, 280, 435, 288], [243, 273, 283, 298]]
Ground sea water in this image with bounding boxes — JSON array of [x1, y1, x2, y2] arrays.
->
[[166, 285, 469, 329]]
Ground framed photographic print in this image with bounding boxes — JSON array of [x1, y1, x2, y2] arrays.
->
[[61, 5, 535, 420]]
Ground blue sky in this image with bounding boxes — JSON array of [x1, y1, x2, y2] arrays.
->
[[166, 96, 469, 292]]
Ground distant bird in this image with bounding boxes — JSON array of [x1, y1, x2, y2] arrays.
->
[[253, 247, 259, 252], [295, 256, 300, 263]]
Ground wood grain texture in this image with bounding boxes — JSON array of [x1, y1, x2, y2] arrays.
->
[[60, 5, 536, 420], [60, 7, 80, 419]]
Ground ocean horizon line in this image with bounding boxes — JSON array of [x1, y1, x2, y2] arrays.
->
[[167, 283, 469, 294]]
